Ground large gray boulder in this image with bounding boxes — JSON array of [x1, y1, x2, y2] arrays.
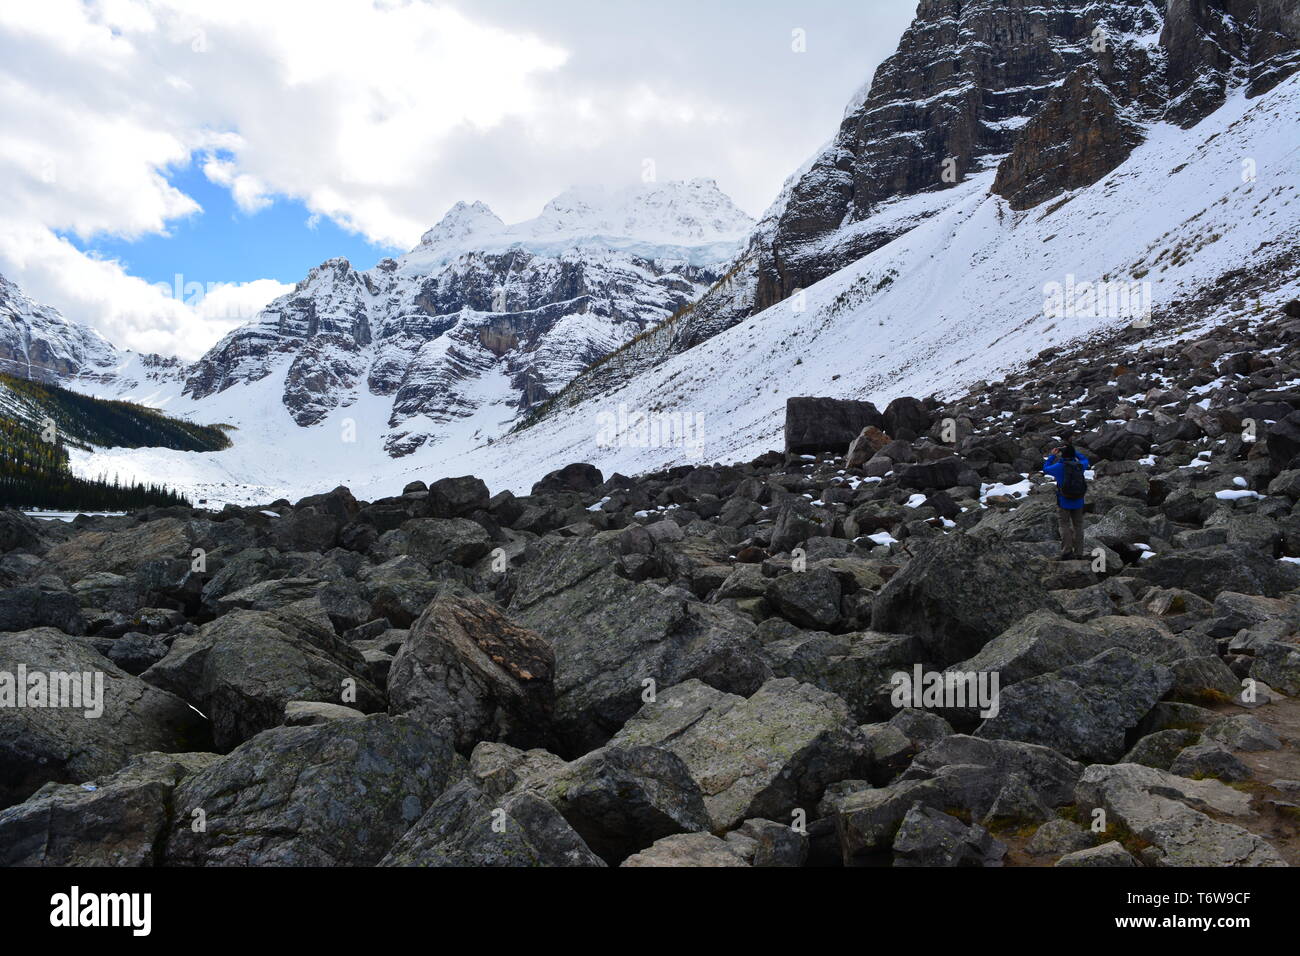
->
[[954, 609, 1112, 685], [509, 539, 769, 753], [902, 735, 1084, 806], [892, 803, 1006, 866], [165, 715, 459, 866], [1055, 842, 1139, 867], [45, 517, 191, 582], [835, 766, 1004, 863], [0, 588, 84, 635], [404, 518, 493, 567], [529, 744, 713, 864], [763, 629, 915, 723], [784, 397, 883, 455], [834, 734, 1082, 864], [730, 817, 809, 867], [361, 556, 445, 627], [976, 648, 1173, 762], [969, 498, 1061, 543], [621, 832, 750, 867], [1134, 544, 1300, 599], [468, 742, 568, 799], [0, 509, 42, 553], [380, 779, 604, 867], [425, 476, 491, 518], [209, 576, 324, 615], [896, 457, 981, 491], [871, 534, 1057, 664], [766, 568, 842, 629], [531, 463, 604, 495], [389, 593, 554, 753], [0, 628, 210, 809], [1248, 639, 1300, 696], [141, 603, 384, 751]]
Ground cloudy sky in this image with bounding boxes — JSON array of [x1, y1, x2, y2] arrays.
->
[[0, 0, 917, 360]]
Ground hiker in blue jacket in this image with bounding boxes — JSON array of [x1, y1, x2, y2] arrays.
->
[[1043, 443, 1089, 559]]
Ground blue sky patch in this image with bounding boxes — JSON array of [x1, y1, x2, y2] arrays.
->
[[61, 155, 404, 290]]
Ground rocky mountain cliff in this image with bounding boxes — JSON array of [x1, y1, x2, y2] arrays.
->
[[178, 179, 753, 458], [0, 273, 122, 384], [756, 0, 1297, 309], [533, 0, 1300, 414]]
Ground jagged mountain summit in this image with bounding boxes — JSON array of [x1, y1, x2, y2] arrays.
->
[[176, 178, 753, 457]]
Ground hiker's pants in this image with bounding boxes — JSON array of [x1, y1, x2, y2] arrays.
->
[[1058, 507, 1085, 556]]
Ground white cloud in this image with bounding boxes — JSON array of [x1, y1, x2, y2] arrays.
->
[[0, 224, 290, 359], [0, 0, 917, 358]]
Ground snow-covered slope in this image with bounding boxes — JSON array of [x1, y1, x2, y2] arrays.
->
[[436, 73, 1300, 488], [71, 72, 1300, 504], [541, 0, 1298, 411]]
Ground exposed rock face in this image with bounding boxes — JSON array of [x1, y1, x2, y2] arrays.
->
[[520, 0, 1299, 421], [992, 63, 1149, 210], [752, 0, 1166, 311], [998, 0, 1300, 207], [1164, 0, 1300, 125], [388, 593, 555, 753]]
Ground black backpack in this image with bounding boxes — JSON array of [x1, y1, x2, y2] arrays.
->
[[1060, 459, 1087, 499]]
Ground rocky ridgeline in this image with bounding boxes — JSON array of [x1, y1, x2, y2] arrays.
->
[[4, 303, 1300, 867]]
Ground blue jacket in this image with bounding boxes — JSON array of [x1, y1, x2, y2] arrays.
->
[[1043, 454, 1089, 510]]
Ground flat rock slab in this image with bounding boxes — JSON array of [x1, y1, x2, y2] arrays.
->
[[611, 677, 863, 831], [1075, 763, 1285, 867], [621, 832, 750, 867]]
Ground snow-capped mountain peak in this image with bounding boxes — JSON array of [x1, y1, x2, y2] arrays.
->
[[418, 200, 505, 249], [532, 178, 754, 245]]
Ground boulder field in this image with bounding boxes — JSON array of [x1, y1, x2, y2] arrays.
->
[[4, 304, 1300, 867]]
